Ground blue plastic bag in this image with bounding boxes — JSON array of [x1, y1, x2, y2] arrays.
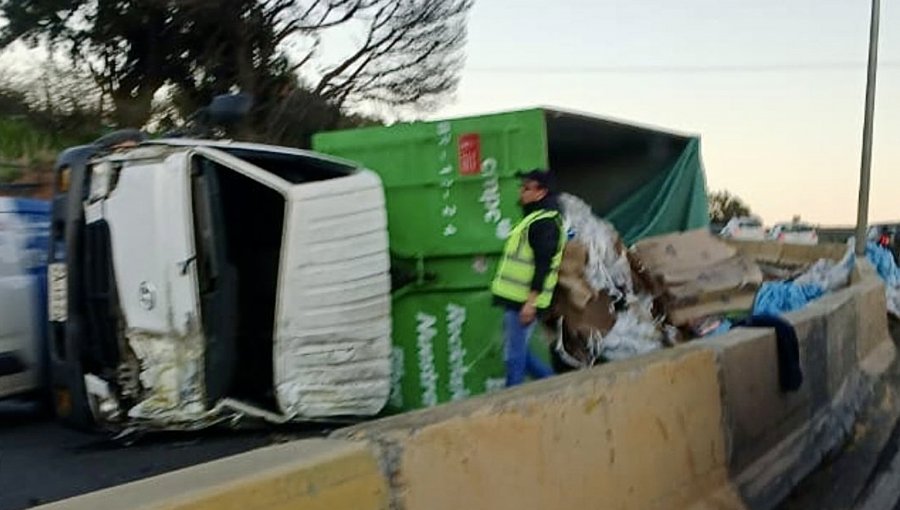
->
[[753, 282, 825, 316]]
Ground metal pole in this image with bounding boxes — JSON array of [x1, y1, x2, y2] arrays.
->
[[855, 0, 881, 256]]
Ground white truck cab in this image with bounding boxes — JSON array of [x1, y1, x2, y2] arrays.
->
[[54, 139, 392, 430]]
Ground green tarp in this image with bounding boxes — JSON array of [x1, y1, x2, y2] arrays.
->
[[606, 138, 709, 244]]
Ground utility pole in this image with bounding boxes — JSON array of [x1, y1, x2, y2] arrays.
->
[[855, 0, 880, 255]]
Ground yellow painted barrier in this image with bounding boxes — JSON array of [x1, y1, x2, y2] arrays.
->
[[338, 347, 745, 510], [35, 440, 388, 510]]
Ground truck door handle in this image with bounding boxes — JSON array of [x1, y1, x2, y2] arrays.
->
[[179, 255, 197, 275]]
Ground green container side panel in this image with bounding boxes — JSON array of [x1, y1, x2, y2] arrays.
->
[[387, 290, 507, 413], [605, 138, 710, 245], [392, 254, 502, 294], [313, 107, 711, 413], [313, 109, 549, 259]]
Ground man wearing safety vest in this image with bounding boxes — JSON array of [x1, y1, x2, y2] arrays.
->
[[491, 169, 566, 386]]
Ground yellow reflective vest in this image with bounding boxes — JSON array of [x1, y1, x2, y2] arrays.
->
[[491, 209, 566, 308]]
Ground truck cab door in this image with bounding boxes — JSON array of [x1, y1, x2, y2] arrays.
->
[[85, 152, 207, 418]]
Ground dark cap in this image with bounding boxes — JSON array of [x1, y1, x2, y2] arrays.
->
[[516, 169, 556, 191]]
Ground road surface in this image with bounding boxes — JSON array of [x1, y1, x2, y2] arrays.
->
[[0, 400, 323, 510]]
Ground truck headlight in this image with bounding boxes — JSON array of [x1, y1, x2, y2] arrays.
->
[[89, 161, 113, 201]]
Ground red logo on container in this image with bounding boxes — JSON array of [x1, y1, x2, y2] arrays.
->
[[458, 133, 482, 175]]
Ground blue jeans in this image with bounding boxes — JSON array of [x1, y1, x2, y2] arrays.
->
[[504, 308, 554, 387]]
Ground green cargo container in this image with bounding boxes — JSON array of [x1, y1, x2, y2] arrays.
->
[[387, 289, 506, 412], [313, 108, 709, 412]]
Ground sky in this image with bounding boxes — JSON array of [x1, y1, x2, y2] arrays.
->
[[430, 0, 900, 226], [1, 1, 896, 226]]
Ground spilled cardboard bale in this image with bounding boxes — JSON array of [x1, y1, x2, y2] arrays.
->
[[631, 229, 763, 326]]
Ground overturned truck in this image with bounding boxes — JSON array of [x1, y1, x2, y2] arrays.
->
[[50, 136, 392, 431], [50, 105, 709, 431]]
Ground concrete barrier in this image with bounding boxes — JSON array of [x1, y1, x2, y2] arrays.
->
[[701, 282, 893, 509], [35, 439, 388, 510], [38, 243, 896, 510], [332, 245, 894, 510], [337, 346, 744, 510]]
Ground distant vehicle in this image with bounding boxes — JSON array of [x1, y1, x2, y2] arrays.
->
[[770, 222, 818, 245], [0, 198, 50, 401], [719, 216, 766, 241], [867, 224, 899, 244]]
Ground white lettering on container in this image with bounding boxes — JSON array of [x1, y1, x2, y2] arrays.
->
[[436, 122, 457, 237], [416, 312, 439, 407], [479, 157, 510, 239], [446, 303, 469, 401]]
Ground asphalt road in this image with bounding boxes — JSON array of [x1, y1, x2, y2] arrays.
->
[[0, 400, 319, 510]]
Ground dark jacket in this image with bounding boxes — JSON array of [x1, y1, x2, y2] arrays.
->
[[494, 194, 563, 310]]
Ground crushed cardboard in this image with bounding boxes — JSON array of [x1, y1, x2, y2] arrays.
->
[[548, 233, 627, 368], [552, 239, 617, 340], [548, 207, 765, 368], [631, 229, 762, 326], [556, 241, 594, 309], [630, 229, 737, 275]]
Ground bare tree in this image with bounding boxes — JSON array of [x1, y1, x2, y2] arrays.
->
[[302, 0, 470, 109], [175, 0, 471, 143], [1, 0, 473, 135]]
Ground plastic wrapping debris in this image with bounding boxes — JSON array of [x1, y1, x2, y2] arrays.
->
[[689, 316, 733, 337], [887, 288, 900, 318], [794, 243, 855, 292], [866, 242, 900, 285], [750, 243, 854, 316], [545, 193, 664, 367], [599, 309, 665, 361], [752, 282, 825, 316], [548, 220, 861, 366], [559, 193, 634, 299], [865, 242, 900, 317]]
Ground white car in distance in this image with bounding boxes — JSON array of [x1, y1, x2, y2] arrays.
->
[[769, 222, 818, 245], [719, 216, 767, 241]]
